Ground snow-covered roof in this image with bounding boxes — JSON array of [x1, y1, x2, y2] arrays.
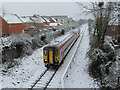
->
[[2, 14, 24, 24], [51, 18, 57, 22], [49, 23, 57, 26], [43, 17, 50, 22], [31, 16, 46, 23], [20, 17, 33, 23], [33, 14, 39, 17]]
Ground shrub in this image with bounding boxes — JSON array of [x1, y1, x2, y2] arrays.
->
[[41, 35, 46, 41], [87, 48, 105, 79], [87, 34, 117, 80], [32, 37, 42, 49]]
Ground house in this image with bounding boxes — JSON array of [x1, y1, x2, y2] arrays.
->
[[41, 16, 50, 25], [106, 2, 120, 43], [96, 14, 120, 43], [42, 16, 59, 29], [21, 15, 38, 34], [20, 16, 34, 28], [44, 16, 68, 25], [0, 13, 26, 36], [31, 14, 46, 28], [41, 16, 50, 29], [23, 26, 38, 34], [23, 14, 51, 33], [48, 17, 58, 28], [107, 15, 120, 43]]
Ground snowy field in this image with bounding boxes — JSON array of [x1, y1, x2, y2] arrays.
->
[[2, 24, 98, 88]]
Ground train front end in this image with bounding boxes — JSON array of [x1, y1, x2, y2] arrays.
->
[[43, 47, 60, 68]]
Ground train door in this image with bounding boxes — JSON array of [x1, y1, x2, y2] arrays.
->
[[47, 48, 54, 64], [48, 50, 53, 64]]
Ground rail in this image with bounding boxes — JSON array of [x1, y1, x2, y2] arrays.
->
[[30, 68, 49, 90], [30, 67, 59, 90], [43, 67, 59, 90], [61, 27, 86, 88]]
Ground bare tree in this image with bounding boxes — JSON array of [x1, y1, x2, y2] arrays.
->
[[78, 2, 118, 49]]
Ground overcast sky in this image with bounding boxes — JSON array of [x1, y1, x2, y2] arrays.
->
[[1, 2, 93, 20]]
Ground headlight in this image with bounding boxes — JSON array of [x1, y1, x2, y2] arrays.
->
[[44, 59, 47, 62]]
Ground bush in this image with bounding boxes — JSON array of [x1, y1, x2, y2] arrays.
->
[[89, 59, 103, 79], [2, 40, 33, 64], [32, 37, 42, 49], [87, 48, 105, 79], [41, 35, 46, 41], [2, 46, 18, 63]]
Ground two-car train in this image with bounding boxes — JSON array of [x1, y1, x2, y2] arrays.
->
[[43, 29, 80, 68]]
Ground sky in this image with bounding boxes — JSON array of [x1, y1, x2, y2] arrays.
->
[[1, 2, 91, 20]]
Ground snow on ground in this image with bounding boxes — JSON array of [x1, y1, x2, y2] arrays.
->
[[2, 47, 46, 88], [64, 24, 98, 88]]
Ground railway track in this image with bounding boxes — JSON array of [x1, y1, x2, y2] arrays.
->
[[29, 67, 59, 90]]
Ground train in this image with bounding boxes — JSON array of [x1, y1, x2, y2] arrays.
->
[[43, 29, 80, 68]]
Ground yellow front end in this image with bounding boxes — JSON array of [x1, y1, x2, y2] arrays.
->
[[43, 47, 60, 67]]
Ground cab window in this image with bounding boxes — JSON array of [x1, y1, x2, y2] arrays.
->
[[55, 49, 58, 56], [44, 49, 47, 55]]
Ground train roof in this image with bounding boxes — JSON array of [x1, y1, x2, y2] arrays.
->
[[44, 29, 79, 49]]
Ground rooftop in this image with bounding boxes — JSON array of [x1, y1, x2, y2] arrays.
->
[[31, 16, 46, 23], [2, 13, 24, 24], [42, 17, 50, 22], [20, 16, 33, 23], [51, 18, 57, 22]]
